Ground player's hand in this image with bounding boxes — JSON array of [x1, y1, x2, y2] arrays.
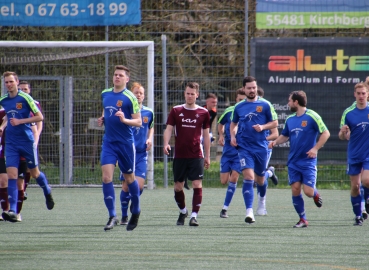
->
[[252, 124, 263, 132], [306, 148, 318, 158], [230, 137, 237, 147], [115, 108, 126, 123], [163, 144, 171, 155], [340, 125, 350, 140], [146, 139, 152, 151], [204, 157, 210, 169], [218, 136, 224, 146], [10, 118, 21, 126], [268, 141, 275, 149], [97, 116, 104, 127]]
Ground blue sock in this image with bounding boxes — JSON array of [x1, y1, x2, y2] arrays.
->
[[257, 177, 268, 197], [120, 190, 130, 217], [35, 172, 51, 196], [242, 179, 254, 209], [128, 180, 141, 214], [292, 194, 306, 219], [362, 186, 369, 202], [102, 182, 116, 217], [351, 195, 362, 217], [313, 188, 318, 197], [223, 182, 237, 207], [8, 179, 18, 212]]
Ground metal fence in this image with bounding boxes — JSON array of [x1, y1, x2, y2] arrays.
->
[[0, 0, 367, 186]]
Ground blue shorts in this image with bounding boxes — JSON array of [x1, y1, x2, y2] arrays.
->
[[5, 141, 38, 169], [347, 161, 369, 175], [220, 154, 241, 174], [100, 140, 135, 174], [238, 146, 268, 176], [120, 151, 148, 181], [288, 166, 317, 188]]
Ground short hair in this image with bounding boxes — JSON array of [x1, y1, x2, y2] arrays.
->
[[257, 87, 264, 97], [186, 82, 199, 92], [205, 93, 217, 100], [115, 65, 130, 77], [19, 80, 30, 86], [290, 90, 307, 107], [130, 82, 143, 92], [236, 88, 246, 96], [3, 71, 18, 80], [355, 82, 368, 92], [242, 76, 257, 87]]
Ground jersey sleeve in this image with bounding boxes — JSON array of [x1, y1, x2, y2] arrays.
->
[[166, 108, 176, 126]]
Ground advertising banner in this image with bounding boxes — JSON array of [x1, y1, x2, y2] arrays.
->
[[256, 0, 369, 29], [0, 0, 141, 26], [251, 38, 369, 163]]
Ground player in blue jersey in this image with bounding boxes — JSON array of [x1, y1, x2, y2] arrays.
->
[[0, 71, 54, 222], [97, 65, 142, 231], [119, 82, 154, 225], [270, 90, 329, 228], [218, 88, 246, 218], [339, 82, 369, 226], [255, 87, 279, 216], [230, 76, 278, 224]]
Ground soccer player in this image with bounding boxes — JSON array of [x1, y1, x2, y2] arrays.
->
[[230, 76, 278, 224], [204, 93, 218, 143], [119, 82, 154, 225], [18, 80, 43, 200], [97, 65, 142, 231], [270, 90, 329, 228], [163, 82, 210, 226], [255, 86, 279, 216], [339, 82, 369, 226], [0, 71, 54, 222], [218, 88, 246, 218]]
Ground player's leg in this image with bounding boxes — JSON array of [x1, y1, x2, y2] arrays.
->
[[348, 162, 363, 226], [255, 149, 270, 216], [173, 158, 188, 226], [23, 170, 32, 200], [289, 167, 308, 228], [16, 160, 28, 222], [301, 166, 322, 208], [0, 157, 9, 220], [188, 158, 204, 226], [219, 156, 238, 218], [360, 163, 369, 218], [119, 173, 130, 225]]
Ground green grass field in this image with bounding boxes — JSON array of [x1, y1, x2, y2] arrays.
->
[[0, 188, 367, 270]]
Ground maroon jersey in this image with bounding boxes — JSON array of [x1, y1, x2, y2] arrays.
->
[[166, 104, 210, 158], [0, 109, 5, 158]]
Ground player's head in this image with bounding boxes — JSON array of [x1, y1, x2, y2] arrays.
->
[[205, 93, 217, 110], [184, 82, 199, 106], [242, 76, 257, 100], [235, 88, 246, 103], [354, 82, 368, 105], [288, 90, 307, 112], [19, 80, 31, 94], [3, 71, 19, 92], [257, 86, 264, 98], [131, 82, 145, 105], [113, 65, 130, 88]]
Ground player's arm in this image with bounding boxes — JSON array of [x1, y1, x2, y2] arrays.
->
[[253, 120, 278, 132], [146, 127, 154, 151], [306, 130, 330, 158], [266, 127, 279, 141], [202, 127, 211, 169], [0, 115, 7, 136], [338, 125, 350, 140], [31, 124, 40, 146], [269, 134, 289, 149], [9, 111, 43, 126], [163, 124, 174, 155], [217, 123, 225, 146], [230, 122, 238, 147], [98, 110, 104, 127]]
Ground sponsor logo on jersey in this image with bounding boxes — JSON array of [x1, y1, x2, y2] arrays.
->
[[179, 113, 184, 116], [182, 118, 197, 123], [16, 103, 22, 109], [143, 116, 149, 123], [116, 100, 123, 107], [256, 106, 263, 112], [301, 121, 307, 127]]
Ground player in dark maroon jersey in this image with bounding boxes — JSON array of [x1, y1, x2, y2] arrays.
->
[[163, 82, 211, 226], [0, 109, 9, 220]]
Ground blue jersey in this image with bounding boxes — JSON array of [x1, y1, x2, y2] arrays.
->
[[282, 109, 328, 168], [0, 90, 39, 143], [231, 97, 278, 149], [132, 105, 154, 153], [340, 103, 369, 164], [218, 106, 238, 157], [101, 88, 140, 143]]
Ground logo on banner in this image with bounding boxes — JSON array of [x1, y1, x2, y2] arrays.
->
[[256, 106, 263, 112], [16, 103, 22, 109], [301, 121, 307, 127], [116, 100, 123, 107]]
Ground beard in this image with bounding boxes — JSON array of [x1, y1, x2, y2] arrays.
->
[[246, 93, 256, 99], [290, 106, 297, 112]]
